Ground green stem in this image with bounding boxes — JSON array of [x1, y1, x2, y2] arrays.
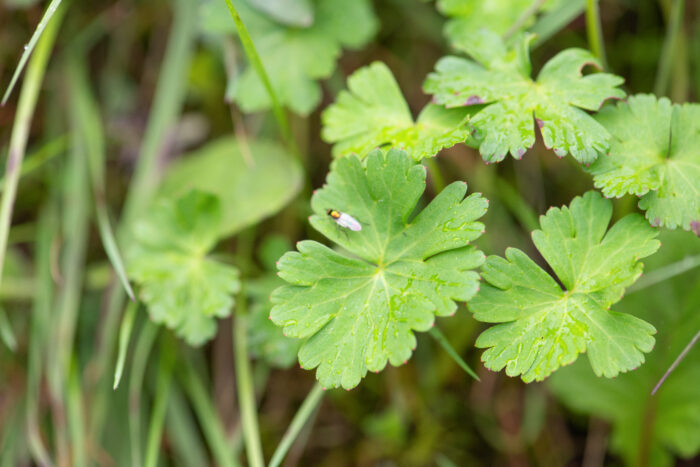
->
[[651, 327, 700, 395], [429, 327, 480, 381], [180, 361, 241, 467], [268, 384, 324, 467], [0, 2, 65, 304], [0, 135, 67, 192], [503, 0, 547, 40], [128, 322, 159, 467], [493, 176, 540, 232], [113, 300, 139, 389], [234, 306, 265, 467], [67, 358, 87, 467], [585, 0, 607, 69], [627, 254, 700, 294], [423, 158, 446, 193], [531, 0, 586, 47], [654, 0, 685, 96], [144, 338, 174, 467], [222, 0, 296, 157]]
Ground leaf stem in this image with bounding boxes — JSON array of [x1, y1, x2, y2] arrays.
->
[[268, 384, 325, 467], [627, 254, 700, 294], [531, 0, 586, 48], [423, 158, 446, 193], [429, 327, 480, 381], [585, 0, 608, 69], [651, 326, 700, 395], [144, 338, 174, 467], [493, 176, 540, 232], [221, 0, 297, 157], [654, 0, 685, 96], [128, 322, 159, 467], [234, 306, 265, 467]]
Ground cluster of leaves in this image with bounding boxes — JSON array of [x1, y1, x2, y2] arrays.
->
[[271, 148, 487, 389], [199, 0, 377, 115]]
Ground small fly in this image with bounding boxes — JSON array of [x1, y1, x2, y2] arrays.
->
[[327, 209, 362, 232]]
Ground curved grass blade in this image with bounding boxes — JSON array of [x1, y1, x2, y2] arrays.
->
[[429, 327, 480, 382], [113, 300, 139, 390], [2, 0, 64, 105], [128, 322, 158, 467]]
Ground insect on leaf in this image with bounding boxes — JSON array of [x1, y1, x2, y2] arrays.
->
[[586, 94, 700, 232], [470, 191, 660, 382], [322, 62, 475, 160], [127, 190, 240, 346], [271, 148, 488, 389], [424, 29, 625, 163]]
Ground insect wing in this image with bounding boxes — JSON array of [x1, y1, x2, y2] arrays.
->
[[336, 212, 362, 231]]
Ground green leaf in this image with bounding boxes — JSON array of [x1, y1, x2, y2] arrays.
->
[[271, 149, 488, 389], [201, 0, 377, 115], [321, 62, 474, 160], [586, 94, 700, 231], [424, 30, 626, 163], [159, 137, 303, 238], [248, 0, 314, 27], [247, 275, 302, 369], [128, 190, 240, 346], [549, 230, 700, 467], [469, 191, 660, 382]]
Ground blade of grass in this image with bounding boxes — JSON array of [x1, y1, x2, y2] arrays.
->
[[654, 0, 685, 96], [585, 0, 607, 69], [221, 0, 296, 157], [1, 0, 64, 105], [503, 0, 547, 40], [429, 327, 480, 381], [234, 303, 265, 467], [144, 337, 175, 467], [0, 306, 16, 352], [166, 383, 210, 467], [0, 1, 65, 306], [26, 205, 57, 467], [180, 359, 241, 467], [90, 0, 197, 447], [531, 0, 585, 47], [651, 327, 700, 395], [128, 321, 159, 467], [67, 358, 87, 467], [113, 300, 139, 389], [67, 57, 134, 301], [268, 384, 324, 467], [0, 135, 67, 192]]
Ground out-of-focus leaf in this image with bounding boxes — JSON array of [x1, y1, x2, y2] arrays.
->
[[322, 62, 474, 160], [271, 149, 487, 389], [549, 230, 700, 467], [470, 191, 660, 382], [159, 137, 303, 238], [248, 0, 314, 27], [424, 30, 625, 163], [128, 190, 240, 346], [200, 0, 377, 115], [587, 94, 700, 232]]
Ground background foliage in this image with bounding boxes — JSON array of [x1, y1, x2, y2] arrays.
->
[[0, 0, 699, 466]]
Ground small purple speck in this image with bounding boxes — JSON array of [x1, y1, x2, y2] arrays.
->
[[691, 221, 700, 237], [536, 118, 545, 128], [465, 95, 484, 106]]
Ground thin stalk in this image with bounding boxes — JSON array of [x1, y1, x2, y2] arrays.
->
[[66, 358, 87, 467], [113, 300, 139, 389], [531, 0, 586, 47], [0, 307, 16, 352], [0, 135, 67, 192], [654, 0, 685, 96], [503, 0, 547, 40], [68, 57, 134, 300], [222, 0, 296, 157], [494, 176, 540, 232], [166, 384, 211, 466], [268, 384, 325, 467], [26, 206, 56, 467], [651, 327, 700, 395], [429, 327, 480, 381], [423, 158, 446, 193], [144, 338, 174, 467], [585, 0, 607, 69], [627, 254, 700, 294], [128, 322, 159, 467], [180, 360, 241, 467], [234, 309, 265, 467], [0, 2, 65, 302], [1, 0, 64, 104]]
